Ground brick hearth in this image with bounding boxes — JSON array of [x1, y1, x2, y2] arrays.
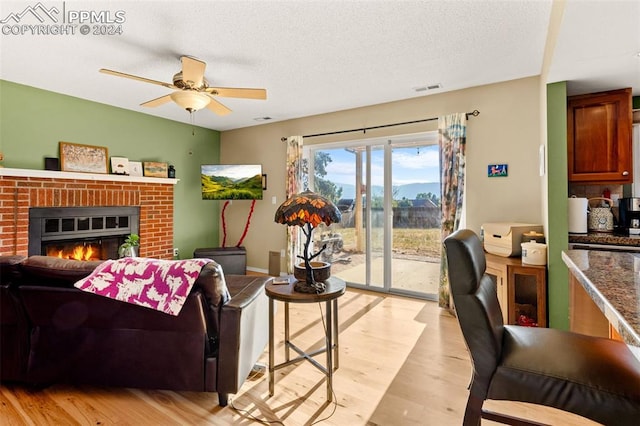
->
[[0, 170, 176, 259]]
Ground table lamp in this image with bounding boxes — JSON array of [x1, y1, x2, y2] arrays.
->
[[274, 190, 342, 293]]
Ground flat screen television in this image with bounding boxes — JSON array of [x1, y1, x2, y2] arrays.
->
[[201, 164, 263, 200]]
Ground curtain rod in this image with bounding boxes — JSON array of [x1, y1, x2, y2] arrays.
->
[[281, 109, 479, 141]]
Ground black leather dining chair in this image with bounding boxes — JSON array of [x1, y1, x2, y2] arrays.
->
[[443, 229, 640, 426]]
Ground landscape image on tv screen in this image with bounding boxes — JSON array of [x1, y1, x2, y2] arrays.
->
[[201, 164, 263, 200]]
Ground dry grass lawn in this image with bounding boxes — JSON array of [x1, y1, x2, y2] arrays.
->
[[327, 227, 441, 258]]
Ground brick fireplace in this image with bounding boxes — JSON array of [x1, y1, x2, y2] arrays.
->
[[0, 169, 177, 259], [29, 206, 140, 260]]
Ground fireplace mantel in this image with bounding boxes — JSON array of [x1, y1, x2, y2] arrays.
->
[[0, 167, 179, 184]]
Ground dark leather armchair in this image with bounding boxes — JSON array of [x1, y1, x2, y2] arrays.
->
[[443, 229, 640, 426]]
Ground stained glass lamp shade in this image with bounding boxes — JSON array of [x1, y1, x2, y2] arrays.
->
[[274, 190, 342, 293]]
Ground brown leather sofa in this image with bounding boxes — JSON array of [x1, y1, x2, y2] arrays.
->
[[0, 255, 270, 406]]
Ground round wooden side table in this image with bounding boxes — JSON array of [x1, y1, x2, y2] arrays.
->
[[265, 276, 346, 402]]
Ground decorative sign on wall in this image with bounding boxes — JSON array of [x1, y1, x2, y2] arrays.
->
[[488, 164, 508, 177]]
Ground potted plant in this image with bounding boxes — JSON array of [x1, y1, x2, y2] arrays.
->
[[118, 233, 139, 258]]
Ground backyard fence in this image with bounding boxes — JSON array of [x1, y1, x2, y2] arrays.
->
[[340, 206, 441, 229]]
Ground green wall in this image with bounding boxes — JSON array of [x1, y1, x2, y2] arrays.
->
[[546, 81, 569, 329], [0, 80, 220, 257]]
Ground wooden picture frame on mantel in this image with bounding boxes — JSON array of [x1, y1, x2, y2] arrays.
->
[[143, 161, 168, 178], [59, 142, 109, 174]]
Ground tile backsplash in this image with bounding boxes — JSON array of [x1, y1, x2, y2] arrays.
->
[[569, 183, 624, 223], [569, 184, 623, 201]]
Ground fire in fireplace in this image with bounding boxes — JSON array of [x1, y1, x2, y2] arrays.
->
[[45, 240, 107, 261], [29, 207, 139, 260]]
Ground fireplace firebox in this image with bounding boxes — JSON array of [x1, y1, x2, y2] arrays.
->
[[29, 207, 140, 260]]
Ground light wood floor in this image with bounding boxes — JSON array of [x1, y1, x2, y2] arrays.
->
[[1, 288, 599, 425]]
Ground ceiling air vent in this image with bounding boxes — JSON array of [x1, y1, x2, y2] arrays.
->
[[413, 83, 442, 93]]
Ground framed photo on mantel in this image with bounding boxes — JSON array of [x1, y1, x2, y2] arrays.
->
[[110, 157, 130, 175], [59, 142, 108, 174], [129, 161, 143, 177], [143, 161, 168, 178]]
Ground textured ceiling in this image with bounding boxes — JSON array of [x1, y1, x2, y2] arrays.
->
[[0, 1, 638, 131], [547, 0, 640, 97]]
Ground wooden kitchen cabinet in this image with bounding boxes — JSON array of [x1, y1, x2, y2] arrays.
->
[[569, 274, 611, 338], [567, 88, 633, 183], [485, 253, 547, 327]]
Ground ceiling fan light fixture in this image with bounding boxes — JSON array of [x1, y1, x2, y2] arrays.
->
[[101, 56, 265, 117], [170, 90, 210, 112]]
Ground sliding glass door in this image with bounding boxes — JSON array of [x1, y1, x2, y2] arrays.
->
[[307, 132, 440, 299]]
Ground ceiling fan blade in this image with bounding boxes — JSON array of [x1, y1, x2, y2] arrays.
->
[[206, 87, 267, 100], [205, 94, 232, 116], [181, 56, 206, 88], [140, 94, 172, 108], [100, 68, 176, 89]]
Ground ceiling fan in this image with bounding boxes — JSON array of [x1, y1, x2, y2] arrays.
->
[[99, 56, 266, 116]]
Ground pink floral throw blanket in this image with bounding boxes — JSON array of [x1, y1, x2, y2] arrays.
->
[[74, 257, 212, 316]]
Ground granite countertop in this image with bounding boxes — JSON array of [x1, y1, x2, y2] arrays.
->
[[569, 232, 640, 247], [562, 249, 640, 360]]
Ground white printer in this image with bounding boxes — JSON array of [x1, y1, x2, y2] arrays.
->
[[482, 222, 544, 257]]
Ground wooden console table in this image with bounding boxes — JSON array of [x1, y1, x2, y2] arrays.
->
[[485, 253, 547, 327]]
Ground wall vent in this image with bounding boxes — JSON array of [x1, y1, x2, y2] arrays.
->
[[413, 83, 442, 93]]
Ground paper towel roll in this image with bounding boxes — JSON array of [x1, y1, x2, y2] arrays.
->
[[568, 197, 588, 233]]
